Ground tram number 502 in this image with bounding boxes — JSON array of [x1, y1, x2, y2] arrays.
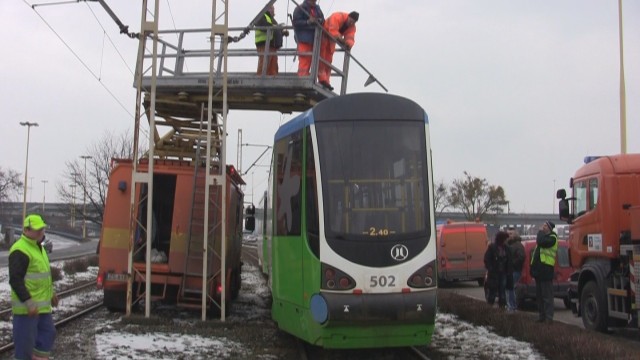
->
[[370, 275, 396, 288]]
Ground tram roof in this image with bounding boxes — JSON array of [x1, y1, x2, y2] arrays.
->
[[273, 93, 429, 141]]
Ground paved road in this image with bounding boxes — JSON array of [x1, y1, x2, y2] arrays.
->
[[440, 280, 585, 329], [0, 235, 99, 267]]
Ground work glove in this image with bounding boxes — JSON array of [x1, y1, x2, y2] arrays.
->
[[52, 294, 59, 307], [26, 299, 38, 317]]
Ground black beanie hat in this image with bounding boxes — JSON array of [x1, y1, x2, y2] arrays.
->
[[349, 11, 360, 21], [545, 221, 555, 230]]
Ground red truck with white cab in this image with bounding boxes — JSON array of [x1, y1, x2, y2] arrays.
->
[[557, 154, 640, 332]]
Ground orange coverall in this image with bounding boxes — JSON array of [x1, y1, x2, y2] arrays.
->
[[319, 12, 357, 85]]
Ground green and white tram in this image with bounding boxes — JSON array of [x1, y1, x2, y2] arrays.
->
[[251, 92, 437, 349]]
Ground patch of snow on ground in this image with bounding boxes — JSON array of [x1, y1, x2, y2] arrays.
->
[[432, 312, 544, 359], [95, 332, 245, 360]]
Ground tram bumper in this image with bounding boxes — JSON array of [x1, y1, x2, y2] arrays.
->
[[310, 290, 436, 325]]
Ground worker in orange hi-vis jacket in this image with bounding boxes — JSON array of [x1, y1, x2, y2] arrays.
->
[[318, 11, 359, 90]]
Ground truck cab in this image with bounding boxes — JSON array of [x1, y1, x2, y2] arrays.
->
[[557, 154, 640, 331]]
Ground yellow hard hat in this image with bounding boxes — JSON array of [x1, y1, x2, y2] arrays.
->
[[24, 214, 47, 231]]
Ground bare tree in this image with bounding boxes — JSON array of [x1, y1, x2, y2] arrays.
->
[[56, 130, 134, 226], [434, 179, 449, 215], [0, 167, 23, 204], [447, 171, 508, 221]]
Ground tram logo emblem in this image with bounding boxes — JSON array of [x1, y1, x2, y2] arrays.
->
[[390, 244, 409, 261]]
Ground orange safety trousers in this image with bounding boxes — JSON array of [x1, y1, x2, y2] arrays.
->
[[318, 35, 336, 84], [297, 42, 314, 77], [257, 45, 278, 76]]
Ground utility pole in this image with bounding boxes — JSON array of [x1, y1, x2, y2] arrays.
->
[[71, 172, 80, 229], [70, 184, 77, 228], [20, 121, 38, 220], [41, 180, 48, 212], [618, 0, 627, 154], [81, 155, 93, 239], [552, 179, 556, 214], [29, 177, 34, 203]]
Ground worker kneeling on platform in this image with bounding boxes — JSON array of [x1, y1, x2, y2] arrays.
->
[[318, 11, 359, 90]]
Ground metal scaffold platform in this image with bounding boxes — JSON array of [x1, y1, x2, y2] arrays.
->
[[121, 0, 384, 322]]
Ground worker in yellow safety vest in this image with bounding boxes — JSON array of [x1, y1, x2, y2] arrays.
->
[[255, 4, 288, 76], [9, 214, 59, 360], [530, 221, 558, 324]]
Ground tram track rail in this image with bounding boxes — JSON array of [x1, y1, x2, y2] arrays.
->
[[0, 281, 96, 318], [296, 339, 433, 360], [0, 301, 103, 355], [0, 280, 101, 355]]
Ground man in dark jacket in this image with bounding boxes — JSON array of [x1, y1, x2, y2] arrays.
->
[[292, 0, 325, 78], [530, 221, 558, 323], [506, 227, 525, 312], [484, 231, 512, 308]]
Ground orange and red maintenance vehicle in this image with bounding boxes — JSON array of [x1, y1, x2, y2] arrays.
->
[[557, 154, 640, 332], [97, 159, 246, 313]]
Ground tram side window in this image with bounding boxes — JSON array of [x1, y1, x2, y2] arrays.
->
[[275, 131, 303, 236], [574, 180, 588, 217], [306, 129, 320, 257]]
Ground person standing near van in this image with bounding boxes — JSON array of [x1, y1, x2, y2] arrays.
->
[[506, 227, 525, 312], [531, 221, 558, 323], [484, 231, 512, 308]]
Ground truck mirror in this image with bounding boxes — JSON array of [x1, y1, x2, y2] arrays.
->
[[246, 204, 256, 215], [558, 199, 571, 222], [556, 189, 567, 199], [245, 216, 255, 232]]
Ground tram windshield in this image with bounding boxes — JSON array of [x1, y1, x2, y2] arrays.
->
[[316, 120, 430, 240]]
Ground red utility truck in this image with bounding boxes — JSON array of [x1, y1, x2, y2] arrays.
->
[[557, 154, 640, 332]]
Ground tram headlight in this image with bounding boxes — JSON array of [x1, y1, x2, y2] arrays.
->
[[407, 260, 437, 289], [310, 294, 329, 324]]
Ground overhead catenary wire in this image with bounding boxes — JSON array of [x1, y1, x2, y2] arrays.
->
[[83, 1, 135, 76], [24, 0, 135, 119]]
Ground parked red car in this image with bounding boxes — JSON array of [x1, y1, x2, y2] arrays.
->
[[484, 237, 573, 309]]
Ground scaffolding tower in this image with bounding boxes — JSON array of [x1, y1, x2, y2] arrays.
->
[[124, 0, 383, 322]]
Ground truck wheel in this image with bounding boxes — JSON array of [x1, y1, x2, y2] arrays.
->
[[581, 281, 608, 332], [516, 293, 525, 309]]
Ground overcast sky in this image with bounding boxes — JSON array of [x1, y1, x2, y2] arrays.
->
[[2, 0, 639, 214]]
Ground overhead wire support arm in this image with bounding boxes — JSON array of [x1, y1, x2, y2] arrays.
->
[[31, 0, 139, 38], [241, 144, 272, 176], [94, 0, 139, 38]]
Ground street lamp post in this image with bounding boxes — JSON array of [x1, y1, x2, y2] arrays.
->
[[41, 180, 48, 212], [71, 172, 80, 230], [70, 184, 77, 228], [80, 155, 93, 239], [20, 121, 39, 220], [29, 177, 34, 203]]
